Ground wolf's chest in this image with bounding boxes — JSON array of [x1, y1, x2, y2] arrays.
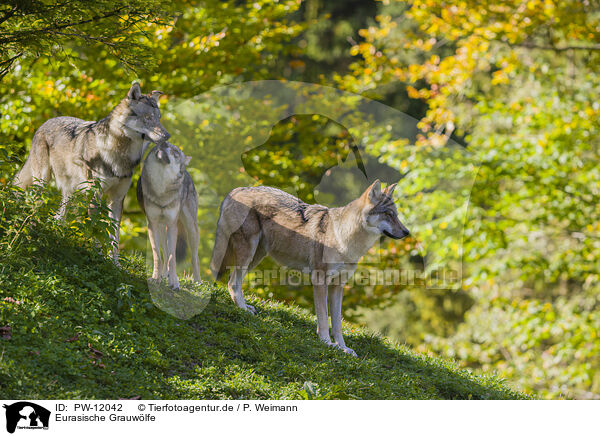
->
[[86, 135, 144, 182], [325, 262, 358, 284], [107, 135, 145, 169]]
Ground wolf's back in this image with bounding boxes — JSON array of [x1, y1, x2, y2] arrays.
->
[[13, 117, 93, 188]]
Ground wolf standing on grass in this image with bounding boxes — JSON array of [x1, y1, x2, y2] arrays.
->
[[13, 83, 170, 261], [210, 180, 409, 356], [137, 141, 201, 290]]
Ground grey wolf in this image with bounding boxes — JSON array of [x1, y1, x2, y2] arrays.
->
[[137, 141, 200, 289], [13, 82, 170, 261], [210, 180, 409, 356]]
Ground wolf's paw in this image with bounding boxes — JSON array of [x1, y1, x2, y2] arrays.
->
[[319, 337, 334, 346], [168, 277, 180, 291], [335, 344, 358, 357], [244, 304, 257, 315]]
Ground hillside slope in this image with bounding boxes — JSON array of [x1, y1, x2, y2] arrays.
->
[[0, 188, 526, 400]]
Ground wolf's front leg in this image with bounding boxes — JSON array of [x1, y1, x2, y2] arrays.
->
[[56, 190, 72, 220], [312, 274, 332, 345], [147, 222, 162, 281], [166, 222, 180, 289], [106, 179, 132, 264], [107, 195, 125, 264], [329, 285, 357, 357]]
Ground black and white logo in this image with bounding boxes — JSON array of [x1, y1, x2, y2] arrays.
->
[[3, 402, 50, 434]]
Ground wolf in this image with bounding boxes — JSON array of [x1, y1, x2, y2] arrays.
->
[[210, 180, 409, 356], [137, 141, 200, 289], [13, 82, 170, 261]]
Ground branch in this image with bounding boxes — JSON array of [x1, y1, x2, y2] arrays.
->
[[0, 51, 22, 66], [0, 51, 22, 81], [42, 30, 118, 46], [0, 5, 17, 26], [0, 7, 127, 44]]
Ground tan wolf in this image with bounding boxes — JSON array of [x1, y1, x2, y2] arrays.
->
[[137, 141, 200, 289], [210, 180, 409, 356], [13, 83, 170, 262]]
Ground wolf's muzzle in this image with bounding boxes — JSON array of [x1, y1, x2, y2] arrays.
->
[[149, 128, 171, 143], [384, 229, 409, 239]]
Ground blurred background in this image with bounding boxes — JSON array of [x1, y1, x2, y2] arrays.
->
[[1, 0, 599, 399]]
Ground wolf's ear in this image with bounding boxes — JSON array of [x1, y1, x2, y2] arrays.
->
[[128, 82, 142, 100], [184, 155, 192, 166], [365, 179, 382, 203], [384, 183, 397, 197], [150, 90, 163, 104]]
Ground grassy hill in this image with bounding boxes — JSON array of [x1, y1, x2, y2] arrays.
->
[[0, 187, 526, 400]]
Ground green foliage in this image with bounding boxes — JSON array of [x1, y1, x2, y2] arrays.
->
[[0, 182, 115, 260], [0, 187, 525, 399], [285, 0, 379, 83], [2, 0, 597, 400], [340, 0, 600, 399], [0, 0, 170, 79], [242, 114, 362, 202], [430, 292, 600, 399], [356, 288, 474, 344]]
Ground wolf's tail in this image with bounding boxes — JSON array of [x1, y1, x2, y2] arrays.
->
[[13, 154, 34, 188], [210, 202, 233, 281], [210, 224, 232, 281], [176, 222, 187, 261], [13, 131, 51, 188]]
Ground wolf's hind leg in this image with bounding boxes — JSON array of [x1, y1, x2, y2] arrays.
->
[[227, 231, 260, 314], [180, 206, 201, 282], [247, 243, 266, 271], [106, 184, 129, 264]]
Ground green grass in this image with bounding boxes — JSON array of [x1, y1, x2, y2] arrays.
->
[[0, 187, 527, 400]]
